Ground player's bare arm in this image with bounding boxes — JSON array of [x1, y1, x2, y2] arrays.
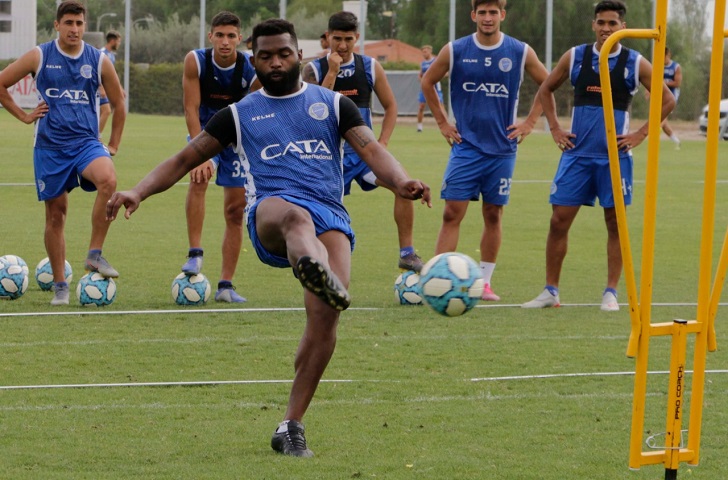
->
[[182, 51, 215, 183], [301, 63, 318, 84], [106, 132, 224, 220], [0, 49, 49, 124], [344, 126, 431, 207], [507, 47, 550, 144], [100, 54, 126, 155], [421, 45, 460, 146], [538, 50, 576, 151], [372, 60, 397, 147], [617, 57, 675, 152]]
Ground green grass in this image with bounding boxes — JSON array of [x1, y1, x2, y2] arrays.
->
[[1, 109, 727, 479]]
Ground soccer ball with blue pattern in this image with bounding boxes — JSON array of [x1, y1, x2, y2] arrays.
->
[[35, 257, 73, 291], [0, 261, 29, 300], [76, 272, 117, 306], [172, 273, 211, 306], [0, 255, 29, 275], [394, 270, 423, 305], [419, 253, 484, 317]]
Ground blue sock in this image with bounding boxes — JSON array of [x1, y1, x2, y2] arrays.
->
[[604, 287, 617, 297], [87, 249, 102, 259], [188, 248, 203, 257], [218, 280, 232, 290], [545, 285, 559, 296], [55, 281, 68, 289], [400, 246, 415, 258]]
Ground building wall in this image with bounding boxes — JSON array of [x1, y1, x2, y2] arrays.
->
[[0, 0, 37, 60]]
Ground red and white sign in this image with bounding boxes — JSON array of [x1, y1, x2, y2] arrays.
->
[[4, 74, 39, 109]]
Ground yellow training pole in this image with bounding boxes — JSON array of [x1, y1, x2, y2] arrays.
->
[[685, 0, 727, 465]]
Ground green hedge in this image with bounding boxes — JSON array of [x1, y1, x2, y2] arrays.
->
[[120, 62, 184, 116]]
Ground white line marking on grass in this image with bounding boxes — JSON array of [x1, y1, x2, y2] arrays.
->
[[0, 306, 378, 318], [0, 183, 35, 186], [471, 370, 728, 382], [0, 379, 358, 391], [475, 302, 724, 308]]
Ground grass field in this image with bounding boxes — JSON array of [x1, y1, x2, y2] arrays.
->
[[1, 109, 727, 479]]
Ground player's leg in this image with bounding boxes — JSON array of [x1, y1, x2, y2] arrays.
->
[[417, 103, 425, 132], [98, 102, 111, 135], [601, 207, 622, 311], [45, 194, 71, 305], [271, 230, 351, 457], [545, 204, 580, 287], [182, 178, 209, 275], [661, 118, 680, 148], [480, 202, 504, 301], [435, 200, 469, 254], [215, 186, 246, 303], [80, 154, 119, 278], [374, 177, 422, 272]]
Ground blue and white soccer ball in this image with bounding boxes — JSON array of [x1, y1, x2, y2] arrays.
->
[[0, 262, 29, 300], [419, 253, 484, 317], [172, 273, 211, 306], [394, 270, 423, 305], [0, 255, 29, 276], [35, 257, 73, 291], [76, 272, 117, 306]]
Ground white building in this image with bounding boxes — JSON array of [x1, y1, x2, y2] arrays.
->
[[0, 0, 36, 60]]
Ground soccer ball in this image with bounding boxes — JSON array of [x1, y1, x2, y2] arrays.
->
[[0, 263, 29, 300], [76, 272, 117, 306], [394, 270, 423, 305], [35, 257, 73, 291], [0, 254, 29, 276], [172, 273, 211, 306], [419, 253, 484, 317]]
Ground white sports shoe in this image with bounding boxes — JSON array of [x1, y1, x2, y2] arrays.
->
[[600, 291, 619, 312], [522, 288, 560, 308]]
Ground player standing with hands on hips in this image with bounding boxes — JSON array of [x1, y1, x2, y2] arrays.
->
[[0, 0, 126, 306], [106, 19, 431, 457], [421, 0, 550, 302], [521, 0, 675, 311]]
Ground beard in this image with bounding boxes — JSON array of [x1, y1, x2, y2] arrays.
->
[[259, 62, 301, 96]]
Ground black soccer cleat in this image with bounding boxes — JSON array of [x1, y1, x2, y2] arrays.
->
[[295, 256, 351, 311], [271, 420, 314, 458]]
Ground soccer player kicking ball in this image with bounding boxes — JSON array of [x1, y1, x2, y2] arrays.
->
[[106, 19, 431, 457]]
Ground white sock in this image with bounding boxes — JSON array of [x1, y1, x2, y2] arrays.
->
[[417, 123, 423, 129], [480, 261, 496, 284], [670, 134, 680, 144]]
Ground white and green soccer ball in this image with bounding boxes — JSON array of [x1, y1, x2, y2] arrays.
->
[[172, 273, 211, 306], [35, 257, 73, 291], [419, 253, 484, 317], [76, 272, 117, 307]]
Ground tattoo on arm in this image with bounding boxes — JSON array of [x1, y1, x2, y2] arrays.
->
[[302, 65, 317, 84], [346, 126, 373, 148], [188, 133, 220, 163]]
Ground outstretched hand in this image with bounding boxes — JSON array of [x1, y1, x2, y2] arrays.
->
[[399, 180, 432, 208], [105, 190, 142, 221]]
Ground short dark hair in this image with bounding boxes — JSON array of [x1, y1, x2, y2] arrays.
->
[[211, 11, 241, 30], [472, 0, 506, 11], [320, 32, 327, 39], [251, 19, 298, 53], [56, 1, 85, 22], [594, 1, 627, 19], [328, 11, 358, 33], [106, 30, 121, 42]]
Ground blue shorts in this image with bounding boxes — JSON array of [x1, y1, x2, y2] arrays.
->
[[186, 136, 246, 188], [33, 142, 111, 201], [549, 153, 633, 208], [418, 89, 443, 104], [246, 195, 355, 268], [440, 144, 516, 205], [343, 151, 377, 195]]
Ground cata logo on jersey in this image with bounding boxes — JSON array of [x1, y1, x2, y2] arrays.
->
[[261, 140, 333, 161], [462, 82, 509, 98], [45, 88, 91, 103]]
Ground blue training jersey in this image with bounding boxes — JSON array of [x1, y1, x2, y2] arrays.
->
[[569, 43, 641, 158], [309, 54, 375, 156], [449, 33, 527, 156], [230, 83, 349, 224], [99, 46, 116, 65], [420, 57, 441, 92], [193, 49, 256, 128], [664, 60, 680, 99], [34, 40, 103, 150]]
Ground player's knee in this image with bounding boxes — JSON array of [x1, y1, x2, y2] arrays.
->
[[95, 174, 117, 195]]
